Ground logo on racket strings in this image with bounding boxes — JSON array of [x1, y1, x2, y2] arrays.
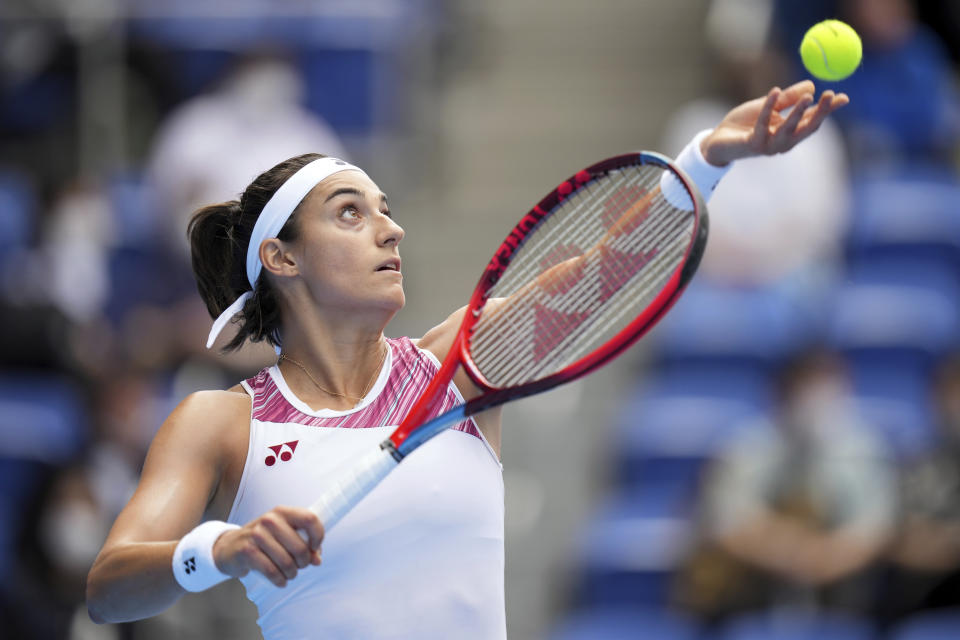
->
[[602, 185, 650, 233]]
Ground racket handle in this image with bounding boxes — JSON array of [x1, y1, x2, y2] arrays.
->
[[309, 445, 399, 532]]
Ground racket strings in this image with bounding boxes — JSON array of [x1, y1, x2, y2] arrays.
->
[[481, 166, 655, 302], [488, 167, 656, 295], [479, 217, 692, 386], [476, 217, 691, 387], [472, 166, 661, 355], [472, 189, 689, 378], [469, 164, 696, 388]]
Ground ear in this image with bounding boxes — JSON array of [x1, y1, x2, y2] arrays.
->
[[259, 238, 299, 278]]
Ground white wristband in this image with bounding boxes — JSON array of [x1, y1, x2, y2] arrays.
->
[[673, 129, 732, 202], [172, 520, 240, 592]]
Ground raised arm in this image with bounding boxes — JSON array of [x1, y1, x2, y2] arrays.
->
[[699, 80, 848, 166], [505, 82, 851, 303]]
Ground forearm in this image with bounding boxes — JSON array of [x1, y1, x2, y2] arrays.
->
[[810, 529, 886, 582], [894, 518, 960, 570], [87, 541, 184, 624], [718, 515, 887, 585], [717, 513, 806, 576]]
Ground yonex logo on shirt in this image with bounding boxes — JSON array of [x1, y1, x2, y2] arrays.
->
[[265, 440, 299, 466]]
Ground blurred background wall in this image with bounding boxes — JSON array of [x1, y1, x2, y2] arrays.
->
[[2, 1, 960, 639]]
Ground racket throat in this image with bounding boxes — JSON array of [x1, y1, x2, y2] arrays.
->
[[380, 439, 403, 462], [392, 404, 471, 458]]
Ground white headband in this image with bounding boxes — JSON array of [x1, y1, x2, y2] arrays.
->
[[206, 157, 367, 349]]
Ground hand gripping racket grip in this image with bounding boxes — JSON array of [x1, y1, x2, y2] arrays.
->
[[309, 444, 399, 532]]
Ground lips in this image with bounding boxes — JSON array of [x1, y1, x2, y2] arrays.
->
[[376, 258, 401, 273]]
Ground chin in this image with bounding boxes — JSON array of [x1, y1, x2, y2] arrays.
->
[[373, 288, 405, 314], [389, 290, 406, 311]]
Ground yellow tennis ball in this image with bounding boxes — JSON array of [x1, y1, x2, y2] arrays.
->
[[800, 19, 862, 81]]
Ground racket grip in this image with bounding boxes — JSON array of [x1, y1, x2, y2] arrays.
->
[[309, 445, 399, 532]]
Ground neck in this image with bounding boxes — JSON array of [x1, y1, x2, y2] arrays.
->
[[278, 339, 388, 411], [272, 286, 399, 408]]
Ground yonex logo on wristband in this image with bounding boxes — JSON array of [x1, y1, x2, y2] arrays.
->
[[173, 521, 239, 592]]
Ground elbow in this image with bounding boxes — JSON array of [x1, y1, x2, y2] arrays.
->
[[87, 604, 107, 626], [85, 564, 118, 625], [85, 571, 107, 624]]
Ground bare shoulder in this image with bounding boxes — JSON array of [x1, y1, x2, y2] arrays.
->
[[174, 386, 250, 424], [415, 305, 469, 362], [150, 386, 250, 461], [102, 385, 253, 543]]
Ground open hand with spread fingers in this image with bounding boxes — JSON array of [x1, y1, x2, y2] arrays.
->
[[700, 80, 850, 167]]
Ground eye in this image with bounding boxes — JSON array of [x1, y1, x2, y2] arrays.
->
[[381, 208, 393, 219], [338, 205, 361, 220]]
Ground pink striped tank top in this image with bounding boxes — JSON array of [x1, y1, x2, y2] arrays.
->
[[227, 336, 505, 640], [245, 335, 482, 437]]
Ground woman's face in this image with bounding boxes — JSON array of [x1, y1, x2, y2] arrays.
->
[[287, 169, 406, 316]]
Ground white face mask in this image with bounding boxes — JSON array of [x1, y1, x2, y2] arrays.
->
[[785, 376, 848, 437]]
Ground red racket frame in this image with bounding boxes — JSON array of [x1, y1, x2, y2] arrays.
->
[[388, 151, 708, 455]]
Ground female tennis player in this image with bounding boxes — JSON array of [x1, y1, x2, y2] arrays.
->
[[86, 81, 847, 638]]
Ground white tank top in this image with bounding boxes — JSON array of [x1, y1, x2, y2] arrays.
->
[[228, 337, 505, 640]]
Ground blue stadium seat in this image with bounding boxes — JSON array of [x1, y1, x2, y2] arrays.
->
[[651, 280, 819, 373], [125, 1, 430, 132], [827, 255, 960, 373], [298, 49, 381, 132], [548, 607, 702, 640], [853, 394, 935, 459], [573, 489, 695, 608], [826, 255, 949, 457], [0, 373, 87, 462], [108, 171, 161, 247], [846, 169, 960, 271], [719, 610, 876, 640], [0, 72, 73, 135], [0, 372, 86, 580], [890, 609, 960, 640], [0, 170, 37, 254], [612, 366, 771, 493], [105, 246, 195, 326]]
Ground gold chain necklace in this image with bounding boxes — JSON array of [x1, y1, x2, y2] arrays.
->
[[278, 343, 387, 404]]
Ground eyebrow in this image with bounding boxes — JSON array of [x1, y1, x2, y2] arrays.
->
[[324, 187, 389, 207]]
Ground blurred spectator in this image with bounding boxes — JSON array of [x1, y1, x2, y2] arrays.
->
[[876, 353, 960, 626], [662, 100, 848, 290], [675, 349, 897, 624], [914, 0, 960, 66], [146, 51, 348, 260], [833, 0, 960, 167], [772, 0, 960, 169], [42, 179, 115, 325]]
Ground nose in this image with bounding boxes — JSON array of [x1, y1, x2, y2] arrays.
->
[[378, 214, 404, 247]]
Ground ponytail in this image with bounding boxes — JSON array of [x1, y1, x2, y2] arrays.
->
[[187, 152, 326, 351]]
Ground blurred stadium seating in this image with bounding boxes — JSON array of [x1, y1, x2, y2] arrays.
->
[[717, 610, 876, 640], [547, 606, 702, 640], [0, 373, 87, 579], [0, 169, 37, 254], [889, 609, 960, 640]]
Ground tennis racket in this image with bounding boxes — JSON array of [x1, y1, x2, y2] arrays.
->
[[309, 150, 708, 530]]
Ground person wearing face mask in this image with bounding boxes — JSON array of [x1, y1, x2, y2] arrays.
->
[[875, 353, 960, 628], [675, 348, 897, 625]]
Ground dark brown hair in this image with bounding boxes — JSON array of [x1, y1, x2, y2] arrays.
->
[[188, 153, 325, 351]]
